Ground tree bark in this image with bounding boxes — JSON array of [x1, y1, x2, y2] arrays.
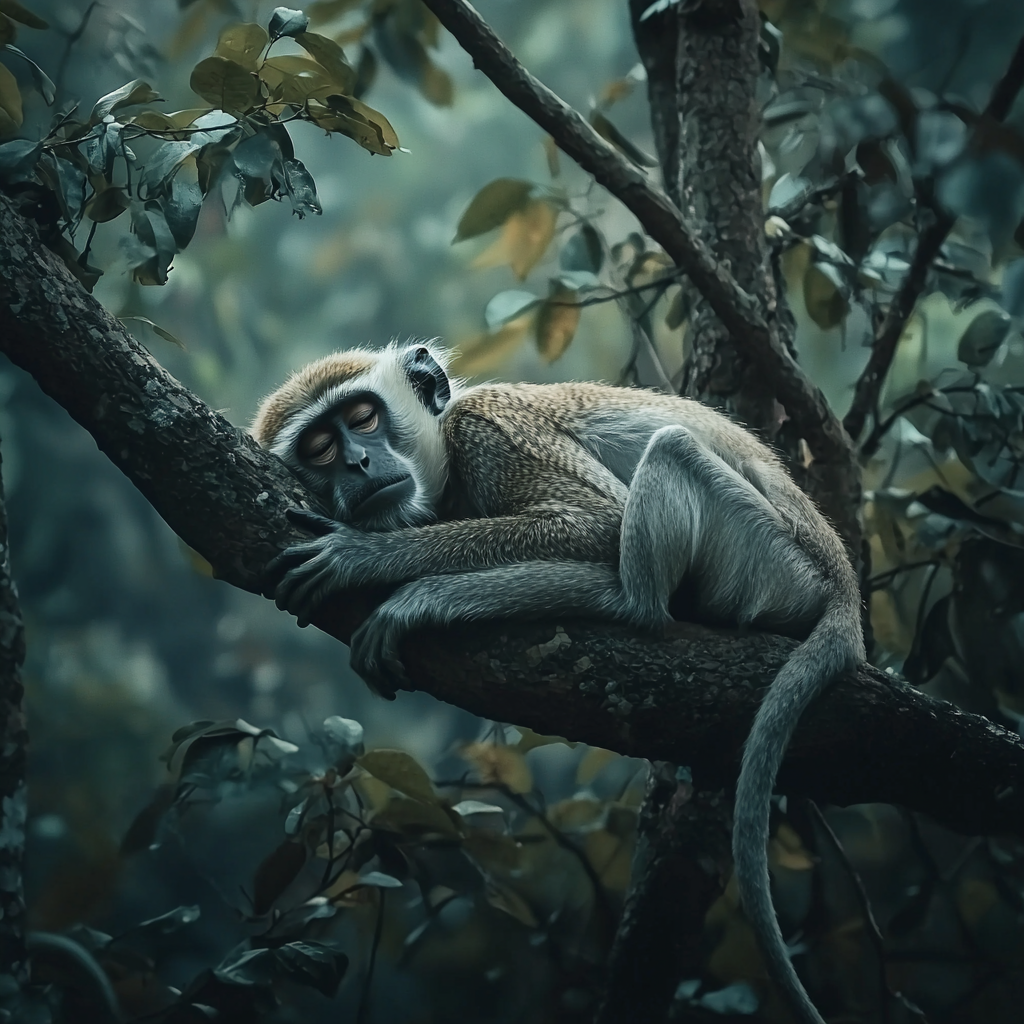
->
[[0, 427, 28, 986]]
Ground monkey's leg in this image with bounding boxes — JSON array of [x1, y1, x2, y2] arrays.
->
[[350, 562, 624, 694], [620, 426, 824, 631]]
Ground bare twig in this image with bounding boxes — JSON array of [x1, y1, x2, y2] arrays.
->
[[844, 35, 1024, 443]]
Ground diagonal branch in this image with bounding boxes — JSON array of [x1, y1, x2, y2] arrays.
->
[[419, 0, 855, 502], [1, 193, 1023, 843], [843, 34, 1024, 443]]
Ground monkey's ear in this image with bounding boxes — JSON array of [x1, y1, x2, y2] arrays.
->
[[402, 345, 451, 416]]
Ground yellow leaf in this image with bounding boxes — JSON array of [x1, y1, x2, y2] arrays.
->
[[0, 61, 23, 127], [535, 286, 580, 362], [803, 263, 849, 329], [585, 829, 632, 891], [461, 742, 533, 794], [455, 178, 533, 241], [514, 727, 573, 754], [576, 747, 619, 785], [549, 798, 602, 831], [371, 796, 460, 837], [486, 882, 538, 927], [768, 822, 815, 871], [260, 55, 333, 103], [449, 315, 533, 377], [215, 22, 269, 71], [471, 199, 557, 280], [420, 60, 453, 106], [358, 749, 437, 804]]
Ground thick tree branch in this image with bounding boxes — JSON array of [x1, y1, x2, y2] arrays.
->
[[843, 34, 1024, 444], [420, 0, 857, 542], [1, 195, 1023, 841]]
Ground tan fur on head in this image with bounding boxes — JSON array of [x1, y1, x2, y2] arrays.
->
[[250, 350, 378, 449]]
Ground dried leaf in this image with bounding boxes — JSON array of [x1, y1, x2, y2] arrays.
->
[[295, 31, 356, 93], [486, 883, 538, 927], [462, 743, 533, 794], [803, 263, 849, 329], [449, 315, 533, 377], [91, 79, 162, 123], [535, 285, 580, 362], [455, 178, 533, 241], [471, 199, 558, 280], [85, 186, 131, 223]]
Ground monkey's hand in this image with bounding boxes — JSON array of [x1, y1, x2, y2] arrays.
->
[[349, 597, 415, 699], [265, 508, 371, 627]]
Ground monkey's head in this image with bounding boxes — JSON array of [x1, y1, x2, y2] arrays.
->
[[251, 343, 457, 529]]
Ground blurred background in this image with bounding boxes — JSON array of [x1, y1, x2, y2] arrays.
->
[[5, 0, 1024, 1020]]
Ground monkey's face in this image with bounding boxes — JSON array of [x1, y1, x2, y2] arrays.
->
[[265, 345, 455, 530]]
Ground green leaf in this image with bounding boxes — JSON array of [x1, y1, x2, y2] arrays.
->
[[0, 137, 38, 182], [4, 44, 54, 103], [0, 14, 14, 45], [90, 79, 162, 123], [269, 6, 309, 40], [85, 185, 131, 223], [485, 290, 540, 330], [0, 0, 47, 29], [358, 749, 437, 805], [454, 178, 533, 241], [252, 840, 307, 914], [560, 224, 603, 273], [281, 157, 321, 217], [958, 309, 1011, 367], [803, 262, 849, 329], [189, 56, 258, 113], [215, 22, 268, 70], [0, 60, 23, 127], [295, 31, 356, 93]]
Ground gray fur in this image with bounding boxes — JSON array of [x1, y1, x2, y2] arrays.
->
[[259, 345, 864, 1024]]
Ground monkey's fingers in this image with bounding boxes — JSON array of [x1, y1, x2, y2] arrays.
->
[[265, 539, 325, 583], [285, 507, 338, 535], [350, 617, 406, 699]]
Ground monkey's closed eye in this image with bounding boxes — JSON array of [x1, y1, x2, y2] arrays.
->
[[299, 429, 338, 466], [346, 402, 379, 434]]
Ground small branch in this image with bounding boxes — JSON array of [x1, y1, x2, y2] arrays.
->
[[844, 34, 1024, 443]]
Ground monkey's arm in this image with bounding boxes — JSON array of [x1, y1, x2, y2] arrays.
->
[[267, 488, 622, 627], [349, 563, 626, 691]]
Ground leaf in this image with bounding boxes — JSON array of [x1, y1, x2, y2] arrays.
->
[[803, 263, 849, 329], [128, 905, 201, 939], [91, 79, 162, 123], [454, 178, 533, 241], [295, 31, 356, 93], [253, 839, 307, 914], [0, 61, 22, 127], [0, 0, 46, 29], [957, 308, 1010, 367], [640, 0, 679, 20], [471, 199, 558, 280], [484, 290, 540, 330], [450, 315, 533, 376], [461, 743, 533, 794], [576, 747, 620, 785], [326, 93, 398, 148], [560, 224, 603, 273], [215, 22, 268, 70], [486, 883, 538, 927], [3, 45, 53, 103], [769, 822, 815, 871], [120, 783, 176, 854], [85, 185, 131, 223], [371, 796, 460, 837], [357, 870, 404, 889], [420, 59, 453, 106], [0, 14, 13, 45], [271, 941, 348, 997], [282, 157, 322, 217], [120, 315, 186, 349], [322, 716, 364, 756], [163, 161, 203, 249], [0, 137, 38, 182], [590, 111, 657, 167], [514, 727, 573, 753], [358, 749, 437, 804], [535, 285, 580, 362], [451, 800, 504, 817], [269, 7, 310, 40], [190, 56, 258, 113]]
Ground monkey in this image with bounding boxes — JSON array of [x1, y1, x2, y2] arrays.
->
[[251, 341, 864, 1024]]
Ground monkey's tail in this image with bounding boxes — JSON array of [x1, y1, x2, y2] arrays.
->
[[731, 598, 861, 1024]]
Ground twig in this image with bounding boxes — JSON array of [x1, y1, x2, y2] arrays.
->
[[356, 889, 385, 1024], [844, 34, 1024, 443]]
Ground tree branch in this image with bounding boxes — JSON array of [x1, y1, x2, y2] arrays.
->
[[2, 195, 1023, 843], [843, 34, 1024, 443]]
